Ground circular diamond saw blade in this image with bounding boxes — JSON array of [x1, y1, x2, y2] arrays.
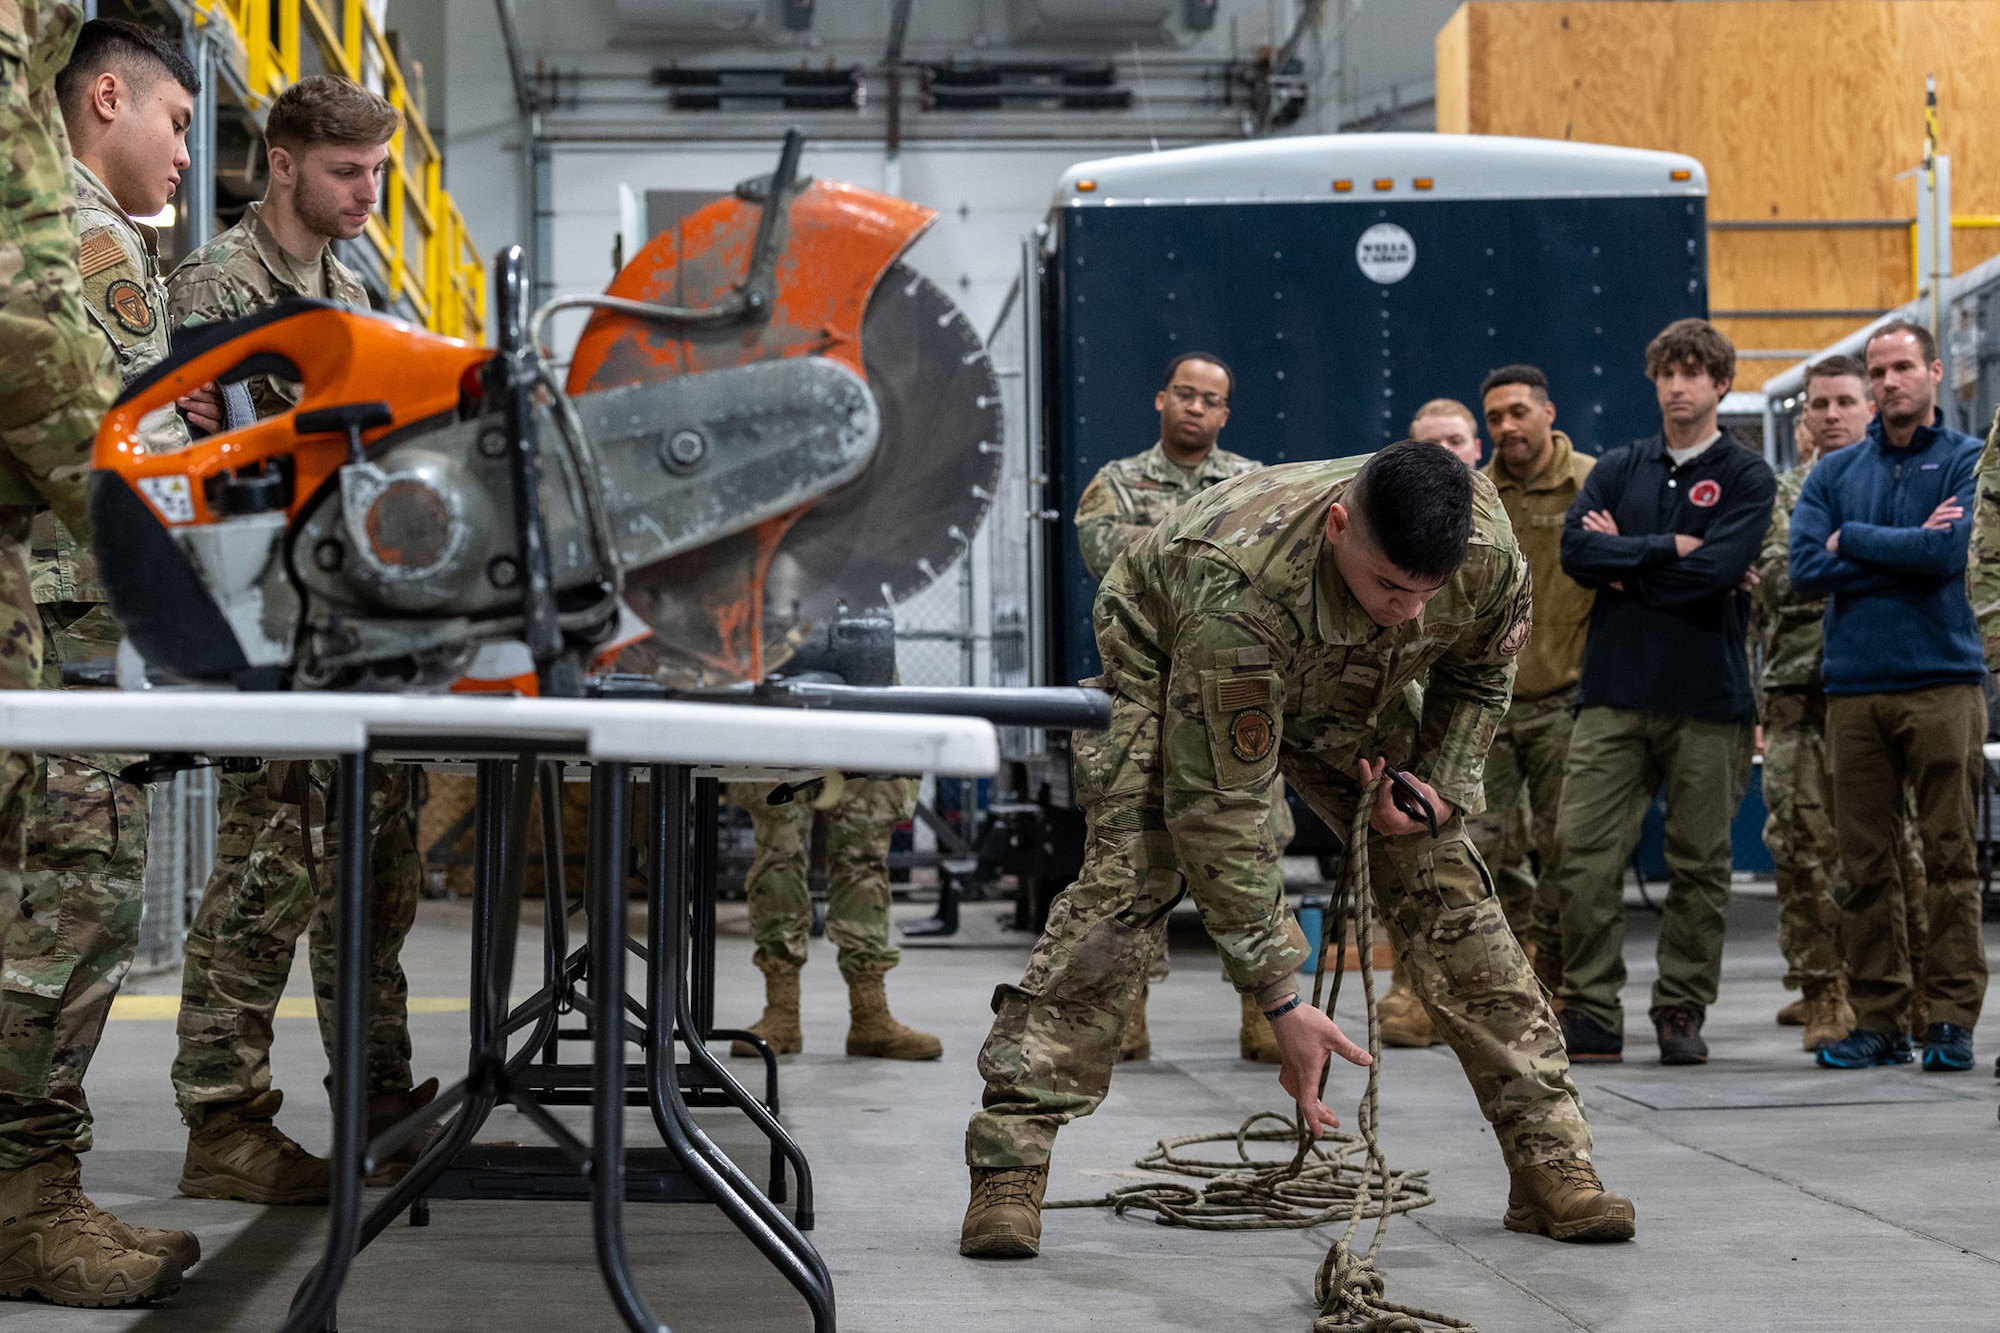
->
[[761, 262, 1005, 623]]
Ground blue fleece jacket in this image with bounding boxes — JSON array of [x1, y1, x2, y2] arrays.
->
[[1788, 413, 1984, 695]]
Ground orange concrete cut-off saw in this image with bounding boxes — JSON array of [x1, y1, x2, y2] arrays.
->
[[88, 133, 1003, 695]]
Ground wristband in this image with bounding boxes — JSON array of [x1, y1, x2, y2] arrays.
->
[[1261, 994, 1304, 1021]]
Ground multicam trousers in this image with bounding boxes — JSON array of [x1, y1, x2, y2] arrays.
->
[[727, 776, 918, 980], [966, 696, 1593, 1173], [171, 762, 421, 1125], [1762, 688, 1930, 993], [0, 602, 146, 1167], [1465, 689, 1576, 953]]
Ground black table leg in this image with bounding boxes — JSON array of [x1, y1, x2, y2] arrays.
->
[[283, 751, 373, 1333], [587, 762, 671, 1332], [644, 765, 835, 1331]]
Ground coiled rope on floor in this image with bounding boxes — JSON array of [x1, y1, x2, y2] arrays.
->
[[1049, 780, 1475, 1333]]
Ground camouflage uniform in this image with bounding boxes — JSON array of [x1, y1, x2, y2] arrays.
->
[[1754, 462, 1927, 994], [164, 208, 418, 1119], [0, 18, 130, 1167], [1967, 408, 2000, 664], [969, 460, 1594, 1173], [726, 777, 918, 978], [1075, 440, 1291, 991], [1470, 431, 1594, 953]]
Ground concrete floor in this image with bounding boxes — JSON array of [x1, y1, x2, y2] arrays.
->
[[10, 881, 1997, 1332]]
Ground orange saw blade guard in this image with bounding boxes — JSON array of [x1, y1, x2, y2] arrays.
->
[[96, 301, 490, 528], [566, 180, 933, 682]]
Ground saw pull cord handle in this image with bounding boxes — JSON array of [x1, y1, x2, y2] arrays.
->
[[523, 127, 806, 354], [495, 247, 574, 696]]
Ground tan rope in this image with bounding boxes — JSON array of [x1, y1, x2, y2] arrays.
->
[[1049, 779, 1474, 1333]]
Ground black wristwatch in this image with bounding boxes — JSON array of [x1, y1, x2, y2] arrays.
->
[[1262, 994, 1304, 1021]]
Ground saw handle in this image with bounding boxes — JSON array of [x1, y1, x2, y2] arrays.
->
[[296, 401, 393, 464]]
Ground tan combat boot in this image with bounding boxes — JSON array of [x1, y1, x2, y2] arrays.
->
[[40, 1153, 200, 1274], [959, 1164, 1049, 1258], [1775, 994, 1810, 1026], [1502, 1159, 1637, 1242], [1118, 983, 1151, 1062], [366, 1077, 441, 1186], [1378, 972, 1439, 1048], [1800, 978, 1855, 1053], [180, 1090, 331, 1205], [0, 1158, 183, 1308], [730, 963, 803, 1057], [845, 966, 943, 1060], [1239, 991, 1280, 1064], [1527, 941, 1564, 1003]]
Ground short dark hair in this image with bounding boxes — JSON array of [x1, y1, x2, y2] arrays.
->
[[1804, 353, 1868, 390], [1478, 364, 1549, 403], [265, 74, 400, 153], [56, 18, 200, 122], [1162, 351, 1234, 398], [1645, 318, 1735, 386], [1865, 319, 1938, 366], [1348, 440, 1475, 582]]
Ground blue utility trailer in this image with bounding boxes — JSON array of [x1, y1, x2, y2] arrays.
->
[[1026, 132, 1709, 687]]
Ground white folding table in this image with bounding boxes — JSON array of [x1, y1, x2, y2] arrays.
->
[[0, 690, 1000, 1333]]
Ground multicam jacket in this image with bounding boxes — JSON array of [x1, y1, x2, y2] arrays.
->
[[1753, 461, 1825, 693], [1074, 439, 1261, 581], [1482, 429, 1593, 700], [166, 199, 371, 417], [1969, 408, 2000, 666], [0, 0, 117, 538], [32, 160, 185, 605], [1094, 457, 1529, 988]]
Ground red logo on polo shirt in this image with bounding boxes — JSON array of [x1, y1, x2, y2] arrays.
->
[[1688, 479, 1722, 507]]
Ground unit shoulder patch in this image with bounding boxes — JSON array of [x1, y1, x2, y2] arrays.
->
[[1229, 707, 1276, 764], [104, 278, 157, 336]]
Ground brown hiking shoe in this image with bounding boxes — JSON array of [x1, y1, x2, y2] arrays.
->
[[845, 968, 943, 1060], [1378, 977, 1439, 1049], [0, 1158, 183, 1308], [1801, 980, 1854, 1053], [731, 964, 803, 1057], [1503, 1158, 1637, 1243], [367, 1078, 441, 1186], [960, 1165, 1049, 1258], [181, 1090, 331, 1205], [1776, 995, 1810, 1026], [1238, 991, 1281, 1064], [1118, 983, 1151, 1062]]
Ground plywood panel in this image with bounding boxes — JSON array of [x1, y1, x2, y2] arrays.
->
[[1441, 2, 2000, 384], [1434, 5, 1472, 134]]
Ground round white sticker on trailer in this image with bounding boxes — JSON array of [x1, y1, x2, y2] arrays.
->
[[1355, 223, 1416, 284]]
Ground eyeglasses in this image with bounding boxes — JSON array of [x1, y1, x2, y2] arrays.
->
[[1169, 384, 1229, 409]]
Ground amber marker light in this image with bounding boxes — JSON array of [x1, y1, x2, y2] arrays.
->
[[1373, 178, 1393, 191], [1413, 177, 1434, 190], [1670, 169, 1692, 181], [1332, 179, 1353, 193], [1076, 179, 1097, 192]]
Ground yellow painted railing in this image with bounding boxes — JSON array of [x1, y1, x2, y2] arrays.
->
[[188, 0, 487, 341]]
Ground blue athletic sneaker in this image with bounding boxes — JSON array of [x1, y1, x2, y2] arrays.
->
[[1920, 1023, 1973, 1072], [1816, 1029, 1915, 1069]]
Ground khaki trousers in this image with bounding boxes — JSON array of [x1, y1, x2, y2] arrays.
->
[[1552, 707, 1754, 1032], [1825, 684, 1988, 1036]]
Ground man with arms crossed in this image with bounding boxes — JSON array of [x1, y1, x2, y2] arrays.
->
[[1790, 322, 1985, 1073]]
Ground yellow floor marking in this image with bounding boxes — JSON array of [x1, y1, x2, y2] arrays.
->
[[110, 994, 471, 1020]]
